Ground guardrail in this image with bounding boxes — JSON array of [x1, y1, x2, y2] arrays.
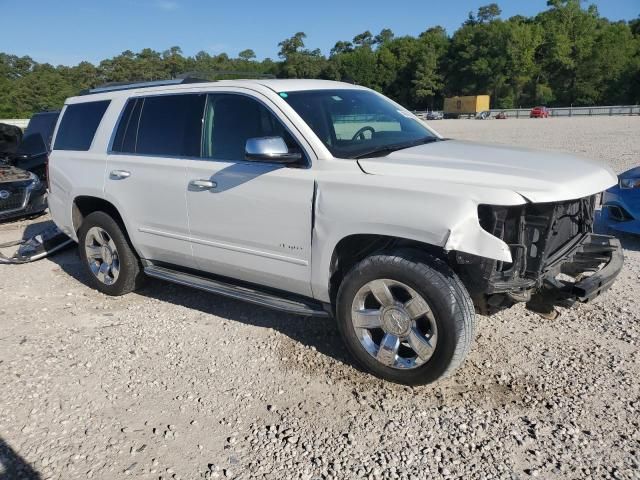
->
[[414, 105, 640, 119]]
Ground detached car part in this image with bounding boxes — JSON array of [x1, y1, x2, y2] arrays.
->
[[0, 224, 73, 264]]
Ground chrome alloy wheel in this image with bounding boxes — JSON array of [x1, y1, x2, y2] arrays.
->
[[351, 279, 438, 369], [84, 226, 120, 285]]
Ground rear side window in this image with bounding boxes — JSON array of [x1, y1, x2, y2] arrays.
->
[[53, 101, 110, 151], [113, 94, 205, 157], [111, 99, 142, 153]]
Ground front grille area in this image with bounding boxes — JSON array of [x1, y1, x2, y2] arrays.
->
[[473, 195, 596, 293], [522, 196, 595, 275], [0, 185, 27, 213]]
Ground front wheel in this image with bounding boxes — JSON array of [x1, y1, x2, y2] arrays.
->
[[336, 251, 475, 385]]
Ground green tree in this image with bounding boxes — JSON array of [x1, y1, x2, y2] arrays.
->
[[477, 3, 502, 23], [238, 49, 256, 61], [0, 2, 638, 118], [375, 29, 395, 45], [352, 31, 375, 48], [412, 47, 442, 109], [278, 33, 326, 78]]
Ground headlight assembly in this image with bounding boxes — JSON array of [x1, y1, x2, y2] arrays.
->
[[26, 172, 41, 190], [619, 177, 640, 189]]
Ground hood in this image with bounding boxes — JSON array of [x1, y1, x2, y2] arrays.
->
[[0, 163, 32, 184], [357, 140, 617, 203]]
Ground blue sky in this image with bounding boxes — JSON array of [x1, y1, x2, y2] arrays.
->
[[1, 0, 637, 66]]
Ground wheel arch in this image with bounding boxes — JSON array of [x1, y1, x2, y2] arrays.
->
[[72, 196, 127, 235], [325, 233, 450, 308]]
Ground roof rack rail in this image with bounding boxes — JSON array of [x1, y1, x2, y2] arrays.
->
[[79, 76, 209, 96], [79, 72, 276, 96], [177, 71, 276, 80]]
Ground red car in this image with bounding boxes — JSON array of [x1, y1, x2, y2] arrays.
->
[[530, 106, 550, 118]]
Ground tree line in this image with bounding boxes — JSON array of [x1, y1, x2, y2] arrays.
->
[[1, 0, 638, 118]]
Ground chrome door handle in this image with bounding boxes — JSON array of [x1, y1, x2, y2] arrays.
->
[[189, 179, 217, 190], [110, 170, 131, 179]]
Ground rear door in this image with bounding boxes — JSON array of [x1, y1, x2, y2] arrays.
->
[[104, 93, 206, 267]]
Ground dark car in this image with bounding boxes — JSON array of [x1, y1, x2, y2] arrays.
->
[[0, 114, 57, 222], [6, 110, 60, 181], [0, 162, 47, 221], [530, 106, 550, 118]]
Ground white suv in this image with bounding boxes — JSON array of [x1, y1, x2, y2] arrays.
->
[[48, 78, 623, 385]]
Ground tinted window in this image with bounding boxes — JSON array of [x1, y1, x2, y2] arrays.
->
[[135, 94, 205, 157], [111, 99, 140, 153], [202, 94, 300, 160], [54, 101, 110, 151]]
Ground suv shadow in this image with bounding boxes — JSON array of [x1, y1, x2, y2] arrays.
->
[[0, 437, 41, 480], [48, 246, 359, 373]]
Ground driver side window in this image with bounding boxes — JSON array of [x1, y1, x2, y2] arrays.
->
[[202, 94, 301, 161]]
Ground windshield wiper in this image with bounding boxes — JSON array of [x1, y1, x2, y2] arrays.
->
[[353, 137, 440, 159]]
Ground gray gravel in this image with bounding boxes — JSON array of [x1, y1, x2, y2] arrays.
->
[[1, 116, 639, 480]]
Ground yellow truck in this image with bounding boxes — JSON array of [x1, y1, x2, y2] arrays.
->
[[443, 95, 490, 118]]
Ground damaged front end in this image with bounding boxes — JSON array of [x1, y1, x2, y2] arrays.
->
[[455, 195, 623, 317]]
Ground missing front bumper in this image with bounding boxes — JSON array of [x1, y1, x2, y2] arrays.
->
[[526, 233, 623, 313], [568, 234, 624, 301]]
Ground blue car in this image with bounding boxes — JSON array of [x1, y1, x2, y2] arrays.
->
[[602, 166, 640, 235]]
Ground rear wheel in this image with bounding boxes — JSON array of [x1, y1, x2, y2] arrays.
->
[[78, 211, 145, 296], [336, 250, 475, 385]]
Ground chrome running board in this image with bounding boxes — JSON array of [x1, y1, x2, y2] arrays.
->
[[144, 265, 330, 317]]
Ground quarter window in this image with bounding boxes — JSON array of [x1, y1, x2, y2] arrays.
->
[[53, 100, 110, 151]]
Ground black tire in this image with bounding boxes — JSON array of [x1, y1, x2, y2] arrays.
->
[[336, 250, 475, 385], [77, 211, 145, 296]]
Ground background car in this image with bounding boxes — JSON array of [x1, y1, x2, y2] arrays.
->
[[426, 111, 444, 120], [495, 111, 508, 119], [6, 110, 59, 181], [602, 166, 640, 235], [530, 106, 550, 118], [0, 114, 56, 222], [0, 162, 47, 222]]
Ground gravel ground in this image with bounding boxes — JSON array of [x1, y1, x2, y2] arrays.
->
[[1, 116, 639, 480]]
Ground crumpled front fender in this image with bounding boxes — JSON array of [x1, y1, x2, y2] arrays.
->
[[310, 171, 526, 302], [443, 211, 514, 263]]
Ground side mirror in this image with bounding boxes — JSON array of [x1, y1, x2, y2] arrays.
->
[[245, 137, 302, 164]]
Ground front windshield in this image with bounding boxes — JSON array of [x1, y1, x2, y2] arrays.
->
[[282, 89, 437, 159]]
